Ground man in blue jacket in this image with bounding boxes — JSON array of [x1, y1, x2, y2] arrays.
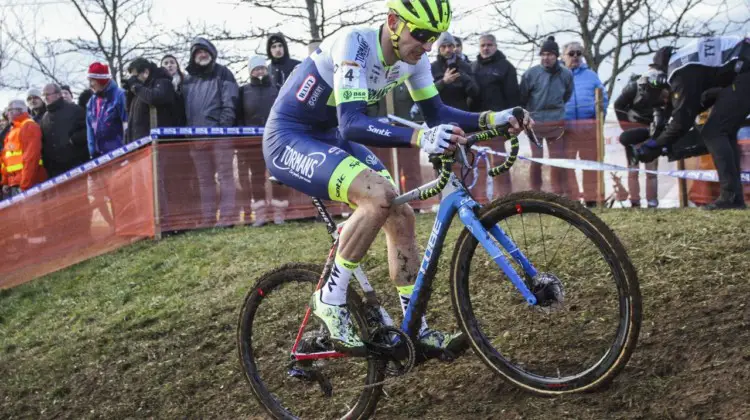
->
[[86, 62, 127, 158], [562, 41, 608, 206]]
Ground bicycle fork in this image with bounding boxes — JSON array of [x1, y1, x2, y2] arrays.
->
[[457, 204, 539, 306]]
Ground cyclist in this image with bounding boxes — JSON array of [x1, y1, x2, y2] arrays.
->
[[632, 37, 750, 210], [263, 0, 531, 356]]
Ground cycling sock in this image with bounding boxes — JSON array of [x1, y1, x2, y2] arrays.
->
[[397, 285, 428, 335], [319, 254, 358, 306]]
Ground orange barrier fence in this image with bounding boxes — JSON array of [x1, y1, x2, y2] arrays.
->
[[2, 122, 749, 288]]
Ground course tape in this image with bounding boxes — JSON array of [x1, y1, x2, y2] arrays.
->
[[150, 126, 264, 137], [473, 146, 750, 184]]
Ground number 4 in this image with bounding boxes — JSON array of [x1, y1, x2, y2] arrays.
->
[[345, 69, 354, 82]]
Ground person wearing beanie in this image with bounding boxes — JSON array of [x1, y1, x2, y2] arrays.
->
[[454, 36, 470, 63], [85, 61, 127, 159], [236, 55, 288, 226], [266, 33, 301, 89], [60, 85, 74, 103], [518, 35, 573, 196], [431, 31, 478, 111], [182, 36, 240, 227], [26, 87, 46, 123], [470, 33, 521, 197]]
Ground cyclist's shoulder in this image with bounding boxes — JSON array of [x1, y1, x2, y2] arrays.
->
[[323, 26, 378, 62]]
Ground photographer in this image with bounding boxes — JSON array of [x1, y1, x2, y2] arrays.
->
[[430, 32, 478, 111]]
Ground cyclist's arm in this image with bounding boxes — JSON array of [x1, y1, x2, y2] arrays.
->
[[332, 32, 419, 147], [406, 57, 485, 132]]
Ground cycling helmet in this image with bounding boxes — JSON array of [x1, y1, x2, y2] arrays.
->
[[386, 0, 452, 59]]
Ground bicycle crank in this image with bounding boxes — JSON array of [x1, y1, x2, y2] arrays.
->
[[364, 325, 416, 377]]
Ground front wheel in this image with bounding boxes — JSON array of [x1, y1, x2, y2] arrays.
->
[[450, 191, 641, 395]]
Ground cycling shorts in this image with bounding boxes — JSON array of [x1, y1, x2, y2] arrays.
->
[[263, 121, 396, 206]]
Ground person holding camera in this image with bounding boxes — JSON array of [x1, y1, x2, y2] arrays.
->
[[430, 32, 478, 111]]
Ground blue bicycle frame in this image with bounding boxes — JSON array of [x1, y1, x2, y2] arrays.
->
[[393, 172, 539, 338]]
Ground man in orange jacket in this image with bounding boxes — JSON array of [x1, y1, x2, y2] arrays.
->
[[2, 99, 47, 198]]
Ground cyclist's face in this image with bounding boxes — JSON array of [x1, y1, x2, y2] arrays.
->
[[399, 24, 435, 64]]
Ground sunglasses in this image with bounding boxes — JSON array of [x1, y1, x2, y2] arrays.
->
[[406, 23, 441, 44], [567, 50, 583, 57]]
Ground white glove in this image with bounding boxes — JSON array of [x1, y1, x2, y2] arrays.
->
[[488, 109, 514, 127], [417, 124, 455, 154], [409, 103, 420, 119]]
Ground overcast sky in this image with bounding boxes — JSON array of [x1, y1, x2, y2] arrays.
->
[[1, 0, 748, 109]]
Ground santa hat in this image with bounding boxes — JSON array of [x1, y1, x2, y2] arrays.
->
[[87, 62, 111, 80]]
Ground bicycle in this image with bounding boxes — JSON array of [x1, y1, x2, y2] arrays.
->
[[238, 109, 642, 419]]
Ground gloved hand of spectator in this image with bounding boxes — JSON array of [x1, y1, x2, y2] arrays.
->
[[631, 139, 665, 164], [2, 185, 11, 199], [125, 75, 141, 93]]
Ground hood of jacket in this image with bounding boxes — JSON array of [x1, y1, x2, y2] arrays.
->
[[267, 33, 291, 63], [570, 62, 590, 74], [187, 37, 218, 75]]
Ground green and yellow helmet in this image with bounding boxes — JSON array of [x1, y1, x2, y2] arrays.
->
[[386, 0, 452, 58]]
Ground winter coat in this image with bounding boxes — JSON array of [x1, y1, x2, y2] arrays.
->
[[470, 50, 521, 112], [238, 75, 278, 126], [183, 37, 239, 127], [564, 63, 609, 120], [519, 62, 574, 123], [614, 76, 654, 127], [30, 105, 46, 123], [267, 33, 301, 89], [125, 64, 183, 141], [40, 98, 89, 177], [1, 112, 47, 189], [86, 80, 127, 158], [431, 54, 479, 111]]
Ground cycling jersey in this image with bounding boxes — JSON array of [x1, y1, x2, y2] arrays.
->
[[263, 26, 481, 205]]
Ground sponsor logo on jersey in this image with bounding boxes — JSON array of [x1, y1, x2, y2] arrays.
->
[[385, 66, 400, 82], [273, 146, 326, 182], [328, 146, 344, 155], [296, 75, 317, 102], [308, 85, 325, 107], [354, 34, 370, 67], [367, 125, 391, 137], [365, 154, 378, 166], [368, 80, 400, 104]]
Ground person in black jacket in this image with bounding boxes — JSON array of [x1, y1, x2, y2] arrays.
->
[[430, 32, 478, 111], [77, 89, 93, 110], [237, 55, 289, 226], [615, 69, 670, 208], [267, 33, 301, 90], [124, 57, 181, 142], [39, 84, 89, 178], [471, 34, 521, 112]]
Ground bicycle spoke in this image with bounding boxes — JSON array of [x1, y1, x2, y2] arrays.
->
[[538, 213, 549, 269], [546, 223, 573, 270], [520, 213, 530, 261]]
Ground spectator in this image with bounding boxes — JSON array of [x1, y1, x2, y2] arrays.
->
[[85, 62, 127, 158], [562, 41, 609, 206], [519, 36, 573, 196], [267, 33, 300, 89], [26, 88, 46, 123], [431, 32, 478, 111], [454, 36, 470, 63], [471, 34, 520, 112], [160, 54, 187, 126], [183, 37, 240, 227], [60, 85, 75, 103], [123, 57, 182, 141], [237, 55, 289, 226], [39, 84, 88, 178], [472, 33, 521, 197], [1, 99, 47, 196], [0, 109, 10, 146], [614, 70, 665, 208], [77, 89, 93, 110]]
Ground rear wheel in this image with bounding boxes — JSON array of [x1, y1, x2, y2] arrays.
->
[[450, 191, 641, 395], [238, 263, 383, 419]]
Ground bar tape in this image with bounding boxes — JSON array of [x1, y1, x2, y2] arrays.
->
[[473, 146, 750, 184]]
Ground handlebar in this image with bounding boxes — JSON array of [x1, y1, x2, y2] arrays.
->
[[393, 107, 539, 205]]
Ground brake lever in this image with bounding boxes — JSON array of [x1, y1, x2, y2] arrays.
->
[[511, 107, 542, 149]]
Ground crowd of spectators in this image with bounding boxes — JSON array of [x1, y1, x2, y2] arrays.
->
[[3, 30, 724, 229]]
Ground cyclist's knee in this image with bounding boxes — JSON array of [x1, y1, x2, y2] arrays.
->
[[350, 171, 398, 211]]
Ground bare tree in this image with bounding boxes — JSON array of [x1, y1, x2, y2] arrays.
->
[[482, 0, 750, 97], [238, 0, 381, 46]]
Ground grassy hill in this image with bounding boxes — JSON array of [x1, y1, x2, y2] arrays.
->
[[1, 209, 749, 419]]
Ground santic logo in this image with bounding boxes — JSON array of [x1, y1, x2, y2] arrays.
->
[[367, 125, 391, 137], [296, 75, 317, 102], [273, 146, 326, 183]]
